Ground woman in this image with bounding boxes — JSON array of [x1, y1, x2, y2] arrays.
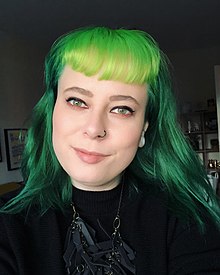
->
[[1, 26, 220, 274]]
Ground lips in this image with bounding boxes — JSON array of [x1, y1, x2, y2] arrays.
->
[[73, 148, 109, 164]]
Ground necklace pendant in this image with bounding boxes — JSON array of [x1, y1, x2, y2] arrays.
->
[[64, 183, 136, 274]]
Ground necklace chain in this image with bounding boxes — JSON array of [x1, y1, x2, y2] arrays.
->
[[63, 182, 136, 274]]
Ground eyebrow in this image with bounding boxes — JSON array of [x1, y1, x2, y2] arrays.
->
[[109, 95, 139, 105], [63, 86, 139, 105], [63, 87, 93, 97]]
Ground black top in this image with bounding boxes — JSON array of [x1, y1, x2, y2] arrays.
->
[[0, 182, 220, 274]]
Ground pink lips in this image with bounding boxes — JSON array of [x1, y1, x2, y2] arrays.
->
[[74, 148, 109, 164]]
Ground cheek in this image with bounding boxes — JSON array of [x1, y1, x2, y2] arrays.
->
[[52, 111, 60, 156], [52, 104, 67, 150], [52, 106, 60, 139], [116, 133, 141, 170], [118, 127, 142, 153], [121, 120, 144, 146], [52, 104, 70, 138]]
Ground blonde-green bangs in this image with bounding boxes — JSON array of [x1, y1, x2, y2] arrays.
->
[[59, 27, 161, 85]]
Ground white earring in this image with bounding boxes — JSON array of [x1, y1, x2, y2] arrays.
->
[[139, 132, 145, 148]]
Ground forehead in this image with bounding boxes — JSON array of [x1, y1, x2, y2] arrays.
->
[[58, 66, 148, 99]]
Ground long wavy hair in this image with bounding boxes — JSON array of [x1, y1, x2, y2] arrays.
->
[[2, 26, 220, 231]]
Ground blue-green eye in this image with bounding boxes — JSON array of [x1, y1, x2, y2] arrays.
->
[[111, 106, 135, 116], [66, 97, 87, 108]]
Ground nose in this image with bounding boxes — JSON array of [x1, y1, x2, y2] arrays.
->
[[83, 110, 107, 140]]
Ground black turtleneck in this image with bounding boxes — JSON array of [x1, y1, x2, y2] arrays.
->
[[70, 183, 125, 241], [1, 183, 220, 274]]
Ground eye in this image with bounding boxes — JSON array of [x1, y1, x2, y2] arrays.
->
[[111, 106, 135, 116], [66, 97, 87, 108]]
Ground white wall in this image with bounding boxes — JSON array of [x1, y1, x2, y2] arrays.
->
[[0, 32, 46, 184]]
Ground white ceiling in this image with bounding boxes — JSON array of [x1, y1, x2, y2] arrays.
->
[[0, 0, 220, 52]]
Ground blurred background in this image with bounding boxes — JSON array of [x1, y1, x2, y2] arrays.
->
[[0, 0, 220, 189]]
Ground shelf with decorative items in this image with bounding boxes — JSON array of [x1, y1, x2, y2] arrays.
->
[[179, 108, 219, 171]]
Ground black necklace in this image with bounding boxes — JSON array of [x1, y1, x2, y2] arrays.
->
[[63, 183, 136, 274]]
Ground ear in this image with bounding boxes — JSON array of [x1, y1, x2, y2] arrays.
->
[[143, 121, 149, 132], [138, 121, 149, 148]]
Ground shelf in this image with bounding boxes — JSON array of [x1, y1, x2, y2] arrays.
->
[[195, 109, 217, 114], [180, 108, 219, 168], [185, 131, 203, 135], [196, 149, 219, 153], [207, 168, 220, 172], [185, 130, 218, 135], [182, 109, 216, 115], [204, 130, 218, 134]]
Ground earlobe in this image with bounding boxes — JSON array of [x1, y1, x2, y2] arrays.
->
[[138, 135, 145, 148], [138, 121, 149, 148]]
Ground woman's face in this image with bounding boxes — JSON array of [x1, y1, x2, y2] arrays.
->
[[52, 66, 148, 191]]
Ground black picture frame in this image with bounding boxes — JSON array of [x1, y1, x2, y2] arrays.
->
[[0, 137, 2, 162], [4, 128, 27, 171]]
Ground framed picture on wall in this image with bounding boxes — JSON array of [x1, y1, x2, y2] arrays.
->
[[4, 129, 27, 171], [0, 137, 2, 162]]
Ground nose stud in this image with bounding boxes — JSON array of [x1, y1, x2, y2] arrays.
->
[[98, 130, 107, 138]]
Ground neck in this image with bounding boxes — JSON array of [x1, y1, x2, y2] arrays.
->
[[71, 175, 122, 191], [72, 182, 123, 216]]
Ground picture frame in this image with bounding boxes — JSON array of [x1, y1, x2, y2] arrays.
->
[[4, 128, 27, 171], [0, 137, 2, 162]]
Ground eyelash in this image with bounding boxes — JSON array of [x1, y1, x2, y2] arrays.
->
[[110, 106, 135, 116], [66, 97, 88, 108], [66, 97, 135, 116]]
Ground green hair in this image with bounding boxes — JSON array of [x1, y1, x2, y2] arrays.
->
[[2, 26, 220, 231]]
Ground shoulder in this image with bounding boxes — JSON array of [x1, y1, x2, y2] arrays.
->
[[129, 181, 220, 235], [124, 182, 170, 234], [0, 186, 70, 226], [0, 186, 24, 206], [129, 183, 220, 272], [128, 181, 169, 212], [0, 186, 47, 226], [0, 187, 28, 230]]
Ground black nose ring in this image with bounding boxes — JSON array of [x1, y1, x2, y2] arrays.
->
[[98, 130, 106, 138]]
